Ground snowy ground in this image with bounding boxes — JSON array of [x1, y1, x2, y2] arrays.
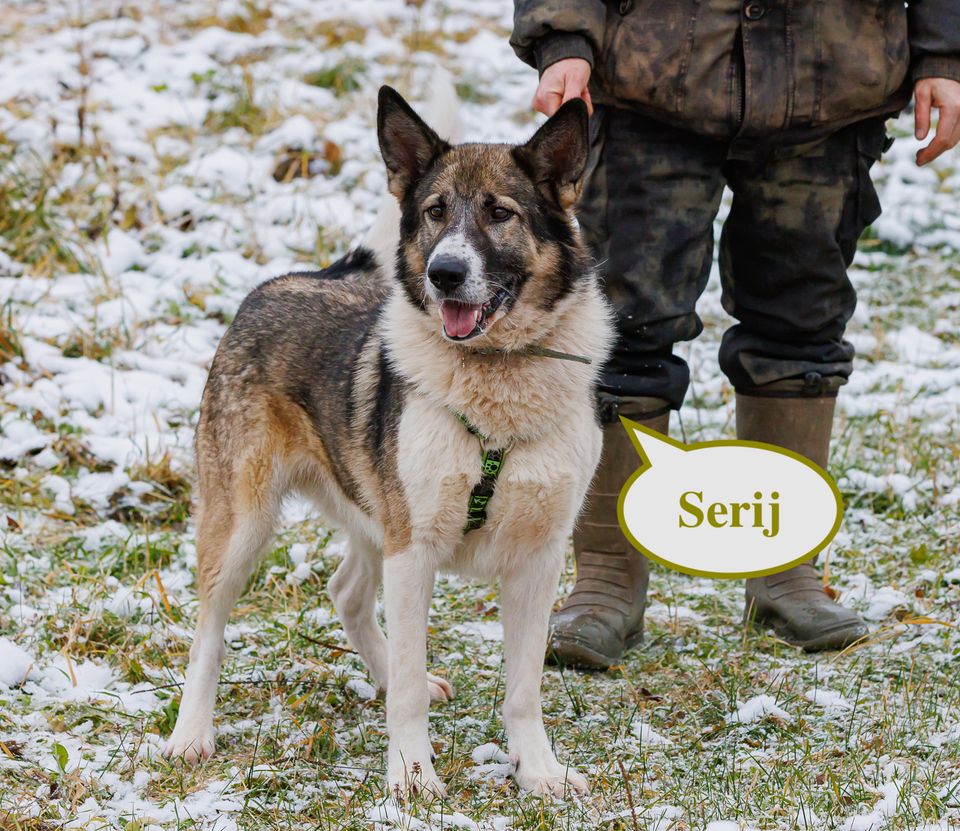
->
[[1, 1, 959, 829]]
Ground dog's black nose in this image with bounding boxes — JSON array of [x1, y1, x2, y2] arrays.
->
[[427, 255, 468, 293]]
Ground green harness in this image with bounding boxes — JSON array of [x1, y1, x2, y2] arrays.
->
[[450, 410, 511, 533], [447, 345, 591, 533]]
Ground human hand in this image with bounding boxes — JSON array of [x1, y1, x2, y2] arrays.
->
[[914, 77, 960, 165], [532, 58, 593, 117]]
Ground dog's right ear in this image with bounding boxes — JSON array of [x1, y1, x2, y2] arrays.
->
[[377, 86, 450, 201]]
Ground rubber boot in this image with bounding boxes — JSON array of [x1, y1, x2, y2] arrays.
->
[[548, 397, 669, 670], [738, 383, 868, 651]]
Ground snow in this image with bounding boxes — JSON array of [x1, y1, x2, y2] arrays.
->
[[346, 678, 377, 701], [288, 542, 310, 565], [256, 114, 318, 153], [843, 575, 913, 622], [728, 695, 792, 725], [454, 621, 504, 642], [0, 638, 36, 687], [804, 688, 853, 711], [285, 561, 314, 584], [839, 781, 916, 831], [631, 719, 673, 746], [470, 743, 510, 765]]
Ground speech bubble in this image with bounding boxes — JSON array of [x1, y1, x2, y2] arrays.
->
[[616, 418, 843, 579]]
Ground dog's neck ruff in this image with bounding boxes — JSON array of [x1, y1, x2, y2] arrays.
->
[[450, 408, 516, 534]]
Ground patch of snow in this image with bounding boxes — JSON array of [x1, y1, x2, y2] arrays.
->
[[453, 621, 503, 642], [347, 678, 376, 701], [804, 688, 852, 711], [0, 638, 37, 687], [285, 561, 314, 585], [470, 743, 510, 765], [288, 542, 310, 565], [727, 695, 792, 724], [632, 719, 673, 746]]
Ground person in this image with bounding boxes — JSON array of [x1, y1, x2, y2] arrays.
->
[[511, 0, 960, 669]]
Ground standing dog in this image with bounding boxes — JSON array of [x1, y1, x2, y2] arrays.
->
[[163, 86, 613, 798]]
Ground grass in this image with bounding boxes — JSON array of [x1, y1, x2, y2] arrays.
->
[[0, 148, 90, 277], [303, 60, 366, 97], [0, 521, 958, 829], [197, 68, 271, 136]]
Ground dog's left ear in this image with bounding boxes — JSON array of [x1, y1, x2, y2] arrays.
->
[[377, 86, 450, 201], [513, 99, 590, 211]]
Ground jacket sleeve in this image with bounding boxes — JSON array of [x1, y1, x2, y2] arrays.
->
[[908, 0, 960, 82], [511, 1, 607, 75]]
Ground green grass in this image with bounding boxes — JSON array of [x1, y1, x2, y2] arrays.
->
[[0, 147, 91, 276], [303, 60, 366, 97]]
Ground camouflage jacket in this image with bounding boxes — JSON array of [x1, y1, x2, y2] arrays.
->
[[511, 0, 960, 156]]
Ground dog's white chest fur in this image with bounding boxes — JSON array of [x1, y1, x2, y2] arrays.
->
[[396, 391, 602, 579]]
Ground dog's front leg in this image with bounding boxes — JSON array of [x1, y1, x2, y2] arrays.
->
[[383, 548, 445, 798], [501, 545, 589, 797]]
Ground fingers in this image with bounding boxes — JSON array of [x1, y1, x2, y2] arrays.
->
[[561, 83, 581, 105], [917, 105, 960, 165], [915, 83, 932, 141], [914, 78, 960, 165], [532, 58, 593, 118], [532, 87, 563, 117], [560, 81, 594, 114], [532, 69, 565, 117]]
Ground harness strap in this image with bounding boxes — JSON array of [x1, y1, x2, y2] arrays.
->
[[463, 446, 506, 532], [450, 409, 511, 534]]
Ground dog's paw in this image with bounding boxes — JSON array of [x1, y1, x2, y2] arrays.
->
[[514, 759, 589, 798], [427, 673, 454, 703], [387, 757, 446, 800], [163, 726, 215, 764]]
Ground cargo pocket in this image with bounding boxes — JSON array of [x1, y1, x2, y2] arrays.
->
[[837, 119, 888, 262], [855, 120, 888, 229]]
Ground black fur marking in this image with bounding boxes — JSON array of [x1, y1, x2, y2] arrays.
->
[[370, 341, 397, 460], [251, 247, 379, 295], [395, 256, 428, 311], [319, 247, 378, 280]]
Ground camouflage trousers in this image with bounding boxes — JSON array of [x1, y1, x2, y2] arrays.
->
[[578, 106, 891, 410]]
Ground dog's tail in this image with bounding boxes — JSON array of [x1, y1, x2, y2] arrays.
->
[[363, 69, 462, 274]]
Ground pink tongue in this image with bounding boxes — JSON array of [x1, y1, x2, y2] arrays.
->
[[441, 302, 480, 338]]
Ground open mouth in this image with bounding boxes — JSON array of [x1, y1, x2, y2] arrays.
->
[[438, 288, 510, 341]]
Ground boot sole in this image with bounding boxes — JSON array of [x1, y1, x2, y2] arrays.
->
[[744, 610, 868, 652], [546, 629, 644, 671]]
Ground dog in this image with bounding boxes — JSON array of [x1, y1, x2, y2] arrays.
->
[[163, 85, 614, 798]]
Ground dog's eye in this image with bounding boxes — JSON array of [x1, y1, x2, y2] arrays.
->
[[490, 206, 513, 222], [427, 205, 444, 220]]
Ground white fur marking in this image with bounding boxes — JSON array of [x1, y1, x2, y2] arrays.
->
[[426, 230, 486, 303]]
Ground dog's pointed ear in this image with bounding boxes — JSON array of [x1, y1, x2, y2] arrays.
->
[[513, 99, 590, 210], [377, 86, 450, 201]]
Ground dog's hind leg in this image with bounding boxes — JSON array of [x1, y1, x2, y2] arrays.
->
[[328, 533, 388, 689], [328, 533, 453, 703], [164, 450, 280, 763], [501, 544, 589, 797]]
